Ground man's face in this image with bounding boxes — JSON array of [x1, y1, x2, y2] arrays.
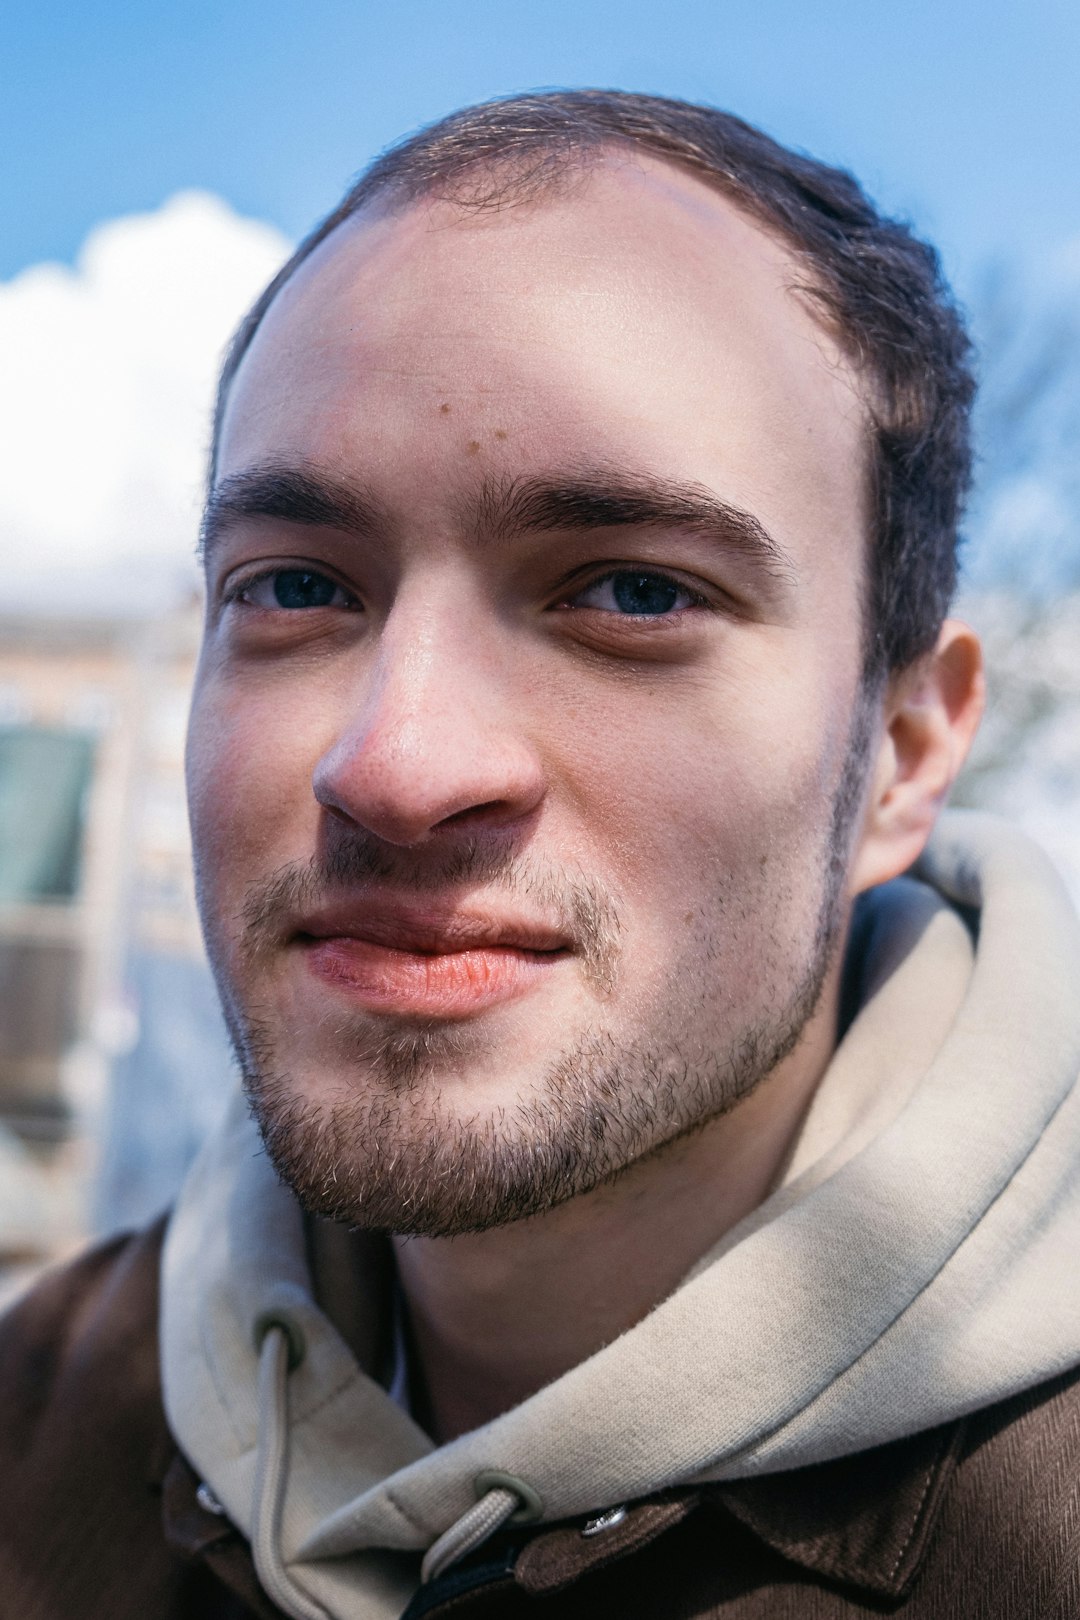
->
[[188, 156, 874, 1234]]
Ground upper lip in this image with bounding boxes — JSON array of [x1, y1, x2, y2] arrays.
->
[[294, 897, 573, 955]]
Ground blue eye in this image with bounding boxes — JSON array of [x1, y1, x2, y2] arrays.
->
[[272, 570, 343, 609], [240, 569, 353, 610], [571, 571, 695, 615]]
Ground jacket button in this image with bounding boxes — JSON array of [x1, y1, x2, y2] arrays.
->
[[582, 1505, 628, 1537], [196, 1481, 228, 1518]]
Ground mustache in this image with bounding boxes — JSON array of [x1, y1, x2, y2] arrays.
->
[[237, 829, 623, 992]]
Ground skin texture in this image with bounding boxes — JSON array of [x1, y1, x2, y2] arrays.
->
[[187, 154, 984, 1440]]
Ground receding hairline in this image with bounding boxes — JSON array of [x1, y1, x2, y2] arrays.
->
[[214, 139, 870, 471]]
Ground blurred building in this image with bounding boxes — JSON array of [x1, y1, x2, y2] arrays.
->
[[0, 601, 230, 1286]]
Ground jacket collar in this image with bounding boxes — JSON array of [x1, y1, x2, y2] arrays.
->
[[710, 1415, 967, 1599], [487, 1415, 967, 1603], [485, 1419, 965, 1607]]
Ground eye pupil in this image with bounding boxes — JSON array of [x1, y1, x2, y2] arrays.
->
[[612, 573, 679, 615], [273, 570, 337, 609]]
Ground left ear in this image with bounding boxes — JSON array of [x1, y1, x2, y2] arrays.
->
[[849, 619, 986, 895]]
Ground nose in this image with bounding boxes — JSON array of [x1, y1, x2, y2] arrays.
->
[[311, 603, 546, 847]]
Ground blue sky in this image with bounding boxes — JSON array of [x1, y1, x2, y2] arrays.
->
[[4, 0, 1079, 296]]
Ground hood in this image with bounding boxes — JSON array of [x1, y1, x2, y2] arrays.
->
[[160, 811, 1080, 1620]]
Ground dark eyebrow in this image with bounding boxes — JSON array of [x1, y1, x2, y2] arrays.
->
[[200, 459, 795, 589], [471, 469, 795, 585], [199, 463, 389, 562]]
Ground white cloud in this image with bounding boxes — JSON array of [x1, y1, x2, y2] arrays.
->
[[0, 193, 290, 613]]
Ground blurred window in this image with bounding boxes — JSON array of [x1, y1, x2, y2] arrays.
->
[[64, 688, 115, 733], [0, 686, 32, 728], [0, 727, 96, 904]]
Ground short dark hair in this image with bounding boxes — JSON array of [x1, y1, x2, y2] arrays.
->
[[211, 90, 975, 680]]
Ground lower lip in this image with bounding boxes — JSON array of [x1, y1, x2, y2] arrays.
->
[[301, 936, 565, 1018]]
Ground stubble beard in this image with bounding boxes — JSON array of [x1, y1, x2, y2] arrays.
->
[[218, 703, 873, 1238]]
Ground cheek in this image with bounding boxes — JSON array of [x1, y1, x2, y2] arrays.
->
[[550, 671, 846, 912], [185, 671, 328, 912]]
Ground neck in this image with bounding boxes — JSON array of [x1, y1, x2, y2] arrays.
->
[[392, 976, 841, 1442]]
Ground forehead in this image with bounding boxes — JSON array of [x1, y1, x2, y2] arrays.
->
[[217, 155, 868, 579]]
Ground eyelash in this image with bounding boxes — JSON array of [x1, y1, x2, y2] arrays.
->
[[223, 564, 713, 619], [222, 567, 358, 611], [559, 568, 711, 614]]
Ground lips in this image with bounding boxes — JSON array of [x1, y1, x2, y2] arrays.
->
[[294, 901, 571, 1019]]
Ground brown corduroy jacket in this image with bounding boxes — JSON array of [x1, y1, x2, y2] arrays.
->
[[1, 1219, 1078, 1620]]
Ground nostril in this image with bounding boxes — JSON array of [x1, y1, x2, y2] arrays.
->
[[437, 799, 507, 829]]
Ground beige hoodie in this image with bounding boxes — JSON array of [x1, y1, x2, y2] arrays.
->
[[161, 812, 1080, 1620]]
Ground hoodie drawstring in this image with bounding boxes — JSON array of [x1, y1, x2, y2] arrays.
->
[[251, 1319, 332, 1620], [420, 1486, 518, 1583], [250, 1316, 542, 1604], [421, 1468, 543, 1584]]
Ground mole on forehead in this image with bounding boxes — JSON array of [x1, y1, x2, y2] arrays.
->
[[229, 157, 850, 449]]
